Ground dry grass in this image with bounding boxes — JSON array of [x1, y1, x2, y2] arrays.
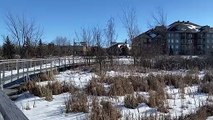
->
[[128, 76, 149, 92], [65, 92, 89, 113], [203, 72, 213, 83], [85, 78, 106, 96], [23, 79, 78, 98], [108, 77, 134, 96], [147, 74, 165, 91], [90, 98, 121, 120], [200, 82, 213, 95], [148, 90, 168, 113], [44, 87, 53, 101], [124, 94, 147, 109], [47, 81, 63, 95], [179, 104, 213, 120]]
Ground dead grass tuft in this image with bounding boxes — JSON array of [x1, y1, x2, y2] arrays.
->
[[90, 98, 121, 120], [124, 94, 147, 109], [128, 76, 149, 92], [85, 78, 106, 96], [148, 90, 168, 113], [108, 77, 134, 96], [65, 92, 89, 113]]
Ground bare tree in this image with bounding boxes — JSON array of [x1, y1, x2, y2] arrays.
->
[[92, 26, 104, 47], [53, 36, 70, 56], [148, 7, 167, 28], [92, 26, 106, 73], [122, 8, 140, 44], [5, 13, 43, 55], [105, 17, 117, 47], [104, 17, 117, 66]]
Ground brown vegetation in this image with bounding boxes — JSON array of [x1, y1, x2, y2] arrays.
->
[[65, 92, 89, 113], [124, 94, 147, 109], [90, 99, 121, 120]]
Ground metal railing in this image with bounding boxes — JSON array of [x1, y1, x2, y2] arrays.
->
[[0, 56, 92, 90]]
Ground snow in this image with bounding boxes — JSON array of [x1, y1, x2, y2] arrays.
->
[[15, 92, 87, 120], [54, 70, 97, 88], [14, 64, 212, 120], [186, 24, 200, 31]]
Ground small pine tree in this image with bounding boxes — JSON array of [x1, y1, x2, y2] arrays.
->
[[2, 36, 16, 59], [36, 39, 45, 57], [21, 37, 34, 58]]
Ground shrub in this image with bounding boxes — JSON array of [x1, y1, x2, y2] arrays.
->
[[203, 72, 213, 83], [147, 74, 165, 91], [44, 88, 53, 101], [124, 94, 147, 109], [164, 74, 182, 88], [90, 99, 121, 120], [90, 98, 102, 120], [124, 94, 139, 109], [128, 76, 149, 92], [200, 82, 213, 94], [85, 79, 106, 96], [39, 73, 50, 81], [100, 101, 121, 120], [65, 92, 88, 113], [183, 74, 199, 86], [62, 82, 79, 93], [108, 77, 134, 96], [148, 90, 168, 113], [179, 105, 213, 120], [47, 81, 63, 95]]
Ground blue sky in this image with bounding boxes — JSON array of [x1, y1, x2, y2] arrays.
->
[[0, 0, 213, 43]]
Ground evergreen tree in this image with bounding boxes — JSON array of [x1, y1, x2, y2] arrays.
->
[[21, 37, 33, 58], [2, 36, 16, 59], [36, 39, 45, 57]]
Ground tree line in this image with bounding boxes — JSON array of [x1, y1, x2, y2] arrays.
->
[[0, 7, 167, 59]]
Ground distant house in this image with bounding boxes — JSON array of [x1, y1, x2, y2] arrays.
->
[[133, 21, 213, 56], [107, 42, 130, 56], [132, 26, 167, 56], [167, 21, 213, 55]]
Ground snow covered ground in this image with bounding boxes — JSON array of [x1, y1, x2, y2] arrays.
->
[[14, 68, 213, 120]]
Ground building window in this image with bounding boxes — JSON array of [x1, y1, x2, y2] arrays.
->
[[171, 45, 174, 49], [171, 39, 174, 43], [176, 45, 179, 49], [207, 34, 210, 38], [207, 39, 210, 43], [168, 34, 170, 38], [176, 39, 179, 43], [207, 45, 210, 49], [168, 39, 170, 43]]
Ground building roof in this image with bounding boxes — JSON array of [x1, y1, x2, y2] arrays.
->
[[168, 21, 201, 32]]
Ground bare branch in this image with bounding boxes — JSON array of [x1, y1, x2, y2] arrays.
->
[[121, 8, 140, 43]]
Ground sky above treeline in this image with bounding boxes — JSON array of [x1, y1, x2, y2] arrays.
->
[[0, 0, 213, 43]]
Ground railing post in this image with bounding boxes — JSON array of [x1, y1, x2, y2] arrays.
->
[[10, 64, 13, 82], [22, 62, 25, 78], [59, 58, 61, 67], [50, 59, 53, 71], [16, 60, 19, 79], [64, 58, 66, 69], [45, 60, 48, 73], [0, 64, 2, 90], [26, 61, 29, 82], [2, 64, 5, 89], [40, 60, 42, 73], [34, 60, 36, 75]]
